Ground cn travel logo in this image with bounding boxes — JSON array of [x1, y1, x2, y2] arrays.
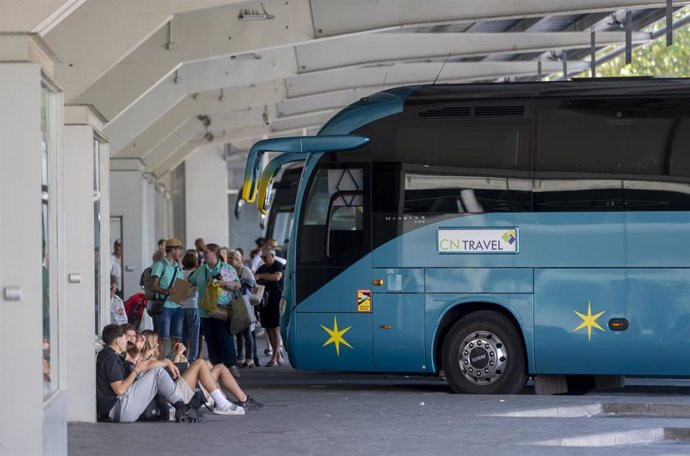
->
[[437, 228, 519, 254]]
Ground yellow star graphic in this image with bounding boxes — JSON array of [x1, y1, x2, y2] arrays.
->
[[321, 316, 353, 357], [573, 301, 606, 341]]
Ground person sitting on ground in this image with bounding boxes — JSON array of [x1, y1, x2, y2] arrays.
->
[[168, 341, 264, 411], [96, 324, 204, 423]]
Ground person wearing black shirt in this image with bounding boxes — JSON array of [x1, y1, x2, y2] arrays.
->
[[96, 324, 204, 423], [255, 248, 284, 367]]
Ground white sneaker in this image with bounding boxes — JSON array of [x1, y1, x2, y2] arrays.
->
[[213, 402, 245, 416]]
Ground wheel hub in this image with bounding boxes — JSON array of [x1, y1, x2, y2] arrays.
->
[[457, 331, 508, 385]]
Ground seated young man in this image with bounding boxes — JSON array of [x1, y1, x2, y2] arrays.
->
[[96, 324, 204, 423]]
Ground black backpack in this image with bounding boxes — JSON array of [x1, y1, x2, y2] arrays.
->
[[139, 264, 158, 300]]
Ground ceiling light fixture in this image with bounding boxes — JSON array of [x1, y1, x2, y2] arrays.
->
[[238, 2, 275, 21]]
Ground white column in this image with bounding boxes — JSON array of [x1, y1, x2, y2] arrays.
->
[[185, 144, 229, 247], [0, 35, 65, 456], [63, 105, 107, 423], [110, 159, 156, 299]]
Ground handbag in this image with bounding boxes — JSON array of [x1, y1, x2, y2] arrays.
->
[[250, 284, 265, 307], [210, 305, 230, 321], [229, 294, 253, 334]]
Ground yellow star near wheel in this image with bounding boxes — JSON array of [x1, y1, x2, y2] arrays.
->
[[321, 316, 353, 357], [573, 301, 606, 341]]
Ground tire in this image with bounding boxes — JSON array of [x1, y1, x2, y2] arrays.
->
[[442, 310, 527, 394]]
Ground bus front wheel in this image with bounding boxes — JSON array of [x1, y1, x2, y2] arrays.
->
[[442, 310, 527, 394]]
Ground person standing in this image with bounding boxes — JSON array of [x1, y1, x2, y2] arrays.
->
[[180, 250, 201, 362], [194, 238, 206, 265], [110, 278, 128, 325], [150, 239, 184, 360], [189, 243, 242, 377], [110, 239, 122, 296], [255, 248, 284, 367], [228, 250, 257, 368]]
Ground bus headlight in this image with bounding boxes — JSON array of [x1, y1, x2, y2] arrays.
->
[[279, 296, 287, 316]]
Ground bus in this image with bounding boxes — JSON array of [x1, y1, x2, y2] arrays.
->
[[242, 80, 690, 394]]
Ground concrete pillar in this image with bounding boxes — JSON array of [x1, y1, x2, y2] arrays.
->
[[110, 158, 156, 299], [0, 34, 66, 456], [185, 144, 230, 248], [63, 105, 109, 423]]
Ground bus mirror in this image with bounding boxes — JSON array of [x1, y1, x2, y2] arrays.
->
[[261, 179, 274, 214], [234, 198, 244, 219], [241, 135, 369, 203]]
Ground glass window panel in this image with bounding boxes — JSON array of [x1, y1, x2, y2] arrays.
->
[[41, 82, 57, 398]]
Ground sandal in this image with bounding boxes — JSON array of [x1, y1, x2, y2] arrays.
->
[[265, 360, 276, 367]]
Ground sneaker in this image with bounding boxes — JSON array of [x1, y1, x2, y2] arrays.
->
[[237, 396, 264, 410], [230, 365, 241, 378], [175, 405, 205, 423], [204, 397, 215, 409], [213, 402, 245, 416]]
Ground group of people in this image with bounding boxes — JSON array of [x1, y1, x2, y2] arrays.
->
[[97, 322, 263, 423], [145, 237, 286, 376], [109, 235, 287, 376]]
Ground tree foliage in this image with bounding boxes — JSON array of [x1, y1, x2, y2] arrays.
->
[[595, 18, 690, 77]]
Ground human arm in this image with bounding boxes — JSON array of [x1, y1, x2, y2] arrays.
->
[[109, 357, 149, 396], [149, 262, 167, 294], [169, 343, 188, 364]]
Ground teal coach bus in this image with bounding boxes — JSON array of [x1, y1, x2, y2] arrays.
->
[[242, 80, 690, 394]]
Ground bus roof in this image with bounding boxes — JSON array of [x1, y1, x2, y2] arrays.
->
[[404, 78, 690, 107]]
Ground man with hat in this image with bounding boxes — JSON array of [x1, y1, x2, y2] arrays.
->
[[150, 238, 184, 359]]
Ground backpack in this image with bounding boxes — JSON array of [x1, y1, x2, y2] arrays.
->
[[139, 263, 159, 300], [124, 293, 147, 326]]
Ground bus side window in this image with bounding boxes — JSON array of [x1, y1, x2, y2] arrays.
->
[[403, 173, 530, 214]]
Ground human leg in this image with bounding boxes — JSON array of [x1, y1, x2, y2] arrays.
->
[[251, 328, 259, 365], [200, 317, 221, 365], [116, 367, 181, 422], [210, 364, 247, 402], [158, 308, 173, 359], [241, 327, 254, 366], [183, 360, 244, 415], [185, 308, 200, 362], [236, 333, 245, 365], [215, 318, 238, 368], [170, 307, 184, 347]]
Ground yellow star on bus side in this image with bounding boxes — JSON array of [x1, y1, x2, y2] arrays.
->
[[573, 301, 606, 341], [321, 316, 353, 356]]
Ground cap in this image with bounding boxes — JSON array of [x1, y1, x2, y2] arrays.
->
[[165, 238, 183, 248]]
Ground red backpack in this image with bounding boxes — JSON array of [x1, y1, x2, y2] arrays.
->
[[124, 293, 148, 326]]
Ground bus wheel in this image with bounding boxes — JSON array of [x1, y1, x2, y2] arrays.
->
[[442, 310, 527, 394]]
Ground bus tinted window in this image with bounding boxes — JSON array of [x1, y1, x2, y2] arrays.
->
[[404, 173, 531, 214], [537, 99, 674, 175], [396, 122, 530, 170]]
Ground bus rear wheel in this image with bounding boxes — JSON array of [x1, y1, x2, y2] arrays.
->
[[442, 310, 527, 394]]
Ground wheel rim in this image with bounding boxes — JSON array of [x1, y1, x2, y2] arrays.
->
[[457, 331, 508, 386]]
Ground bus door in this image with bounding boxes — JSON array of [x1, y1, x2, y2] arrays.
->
[[293, 163, 374, 371]]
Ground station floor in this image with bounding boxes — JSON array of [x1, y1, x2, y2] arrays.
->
[[69, 355, 690, 456]]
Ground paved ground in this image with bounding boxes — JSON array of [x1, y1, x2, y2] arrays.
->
[[69, 357, 690, 456]]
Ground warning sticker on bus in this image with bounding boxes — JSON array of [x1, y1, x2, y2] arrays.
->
[[357, 289, 371, 312], [437, 228, 519, 254]]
